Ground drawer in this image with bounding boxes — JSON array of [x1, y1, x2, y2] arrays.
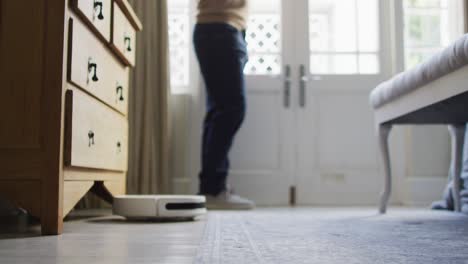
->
[[65, 89, 128, 172], [71, 0, 112, 42], [111, 2, 136, 66], [68, 18, 129, 116]]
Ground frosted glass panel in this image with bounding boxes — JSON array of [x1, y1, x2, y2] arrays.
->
[[168, 0, 190, 91], [245, 55, 281, 75], [245, 0, 281, 76]]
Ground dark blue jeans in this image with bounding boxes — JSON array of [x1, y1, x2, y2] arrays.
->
[[193, 23, 248, 195]]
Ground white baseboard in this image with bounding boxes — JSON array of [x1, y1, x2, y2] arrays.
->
[[401, 177, 447, 206], [172, 177, 192, 194]]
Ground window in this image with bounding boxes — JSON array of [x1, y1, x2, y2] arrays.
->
[[168, 0, 283, 79], [244, 0, 282, 75], [403, 0, 463, 70], [168, 0, 191, 93], [309, 0, 380, 75]]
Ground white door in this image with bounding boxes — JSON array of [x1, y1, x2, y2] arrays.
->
[[229, 0, 295, 205], [229, 0, 396, 205], [294, 0, 393, 205]]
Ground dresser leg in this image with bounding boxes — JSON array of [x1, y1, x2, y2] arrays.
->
[[41, 215, 63, 235], [91, 181, 115, 204], [41, 178, 63, 235]]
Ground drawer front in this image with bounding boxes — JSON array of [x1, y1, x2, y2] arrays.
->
[[65, 89, 128, 172], [71, 0, 112, 41], [68, 18, 129, 115], [112, 2, 136, 66]]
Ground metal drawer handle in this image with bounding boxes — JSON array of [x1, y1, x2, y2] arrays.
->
[[88, 131, 95, 147], [116, 84, 124, 102], [124, 36, 132, 52], [94, 0, 104, 20], [88, 58, 99, 83], [117, 141, 122, 153]]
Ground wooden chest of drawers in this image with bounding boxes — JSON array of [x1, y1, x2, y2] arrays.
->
[[0, 0, 142, 235]]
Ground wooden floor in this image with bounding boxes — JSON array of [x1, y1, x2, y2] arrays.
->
[[0, 210, 206, 264], [2, 207, 468, 264]]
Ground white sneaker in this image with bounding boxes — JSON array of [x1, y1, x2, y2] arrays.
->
[[205, 190, 255, 210]]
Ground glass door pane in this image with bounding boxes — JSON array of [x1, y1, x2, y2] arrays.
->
[[403, 0, 464, 70], [168, 0, 191, 92], [309, 0, 380, 75]]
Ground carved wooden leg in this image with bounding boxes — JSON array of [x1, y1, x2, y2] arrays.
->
[[448, 124, 465, 212], [378, 124, 392, 214], [91, 181, 116, 204]]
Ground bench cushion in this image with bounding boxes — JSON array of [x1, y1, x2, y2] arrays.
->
[[370, 34, 468, 109]]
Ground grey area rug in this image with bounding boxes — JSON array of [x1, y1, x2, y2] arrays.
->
[[194, 208, 468, 264]]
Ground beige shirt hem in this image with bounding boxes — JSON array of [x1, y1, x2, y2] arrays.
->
[[197, 17, 246, 31]]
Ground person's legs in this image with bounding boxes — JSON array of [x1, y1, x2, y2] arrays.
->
[[193, 24, 248, 196], [431, 181, 454, 210]]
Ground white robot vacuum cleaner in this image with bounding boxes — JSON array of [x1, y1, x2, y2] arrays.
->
[[113, 195, 206, 220]]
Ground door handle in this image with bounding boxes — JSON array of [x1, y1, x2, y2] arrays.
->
[[299, 64, 307, 108], [284, 65, 291, 108]]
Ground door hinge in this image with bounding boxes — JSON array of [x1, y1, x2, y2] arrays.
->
[[289, 186, 296, 206]]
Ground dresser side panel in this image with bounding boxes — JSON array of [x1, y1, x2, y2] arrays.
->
[[0, 1, 45, 149]]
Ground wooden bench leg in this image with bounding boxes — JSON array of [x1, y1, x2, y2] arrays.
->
[[448, 124, 465, 212], [378, 124, 392, 214]]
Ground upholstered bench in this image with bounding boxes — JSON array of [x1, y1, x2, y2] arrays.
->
[[370, 34, 468, 213]]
